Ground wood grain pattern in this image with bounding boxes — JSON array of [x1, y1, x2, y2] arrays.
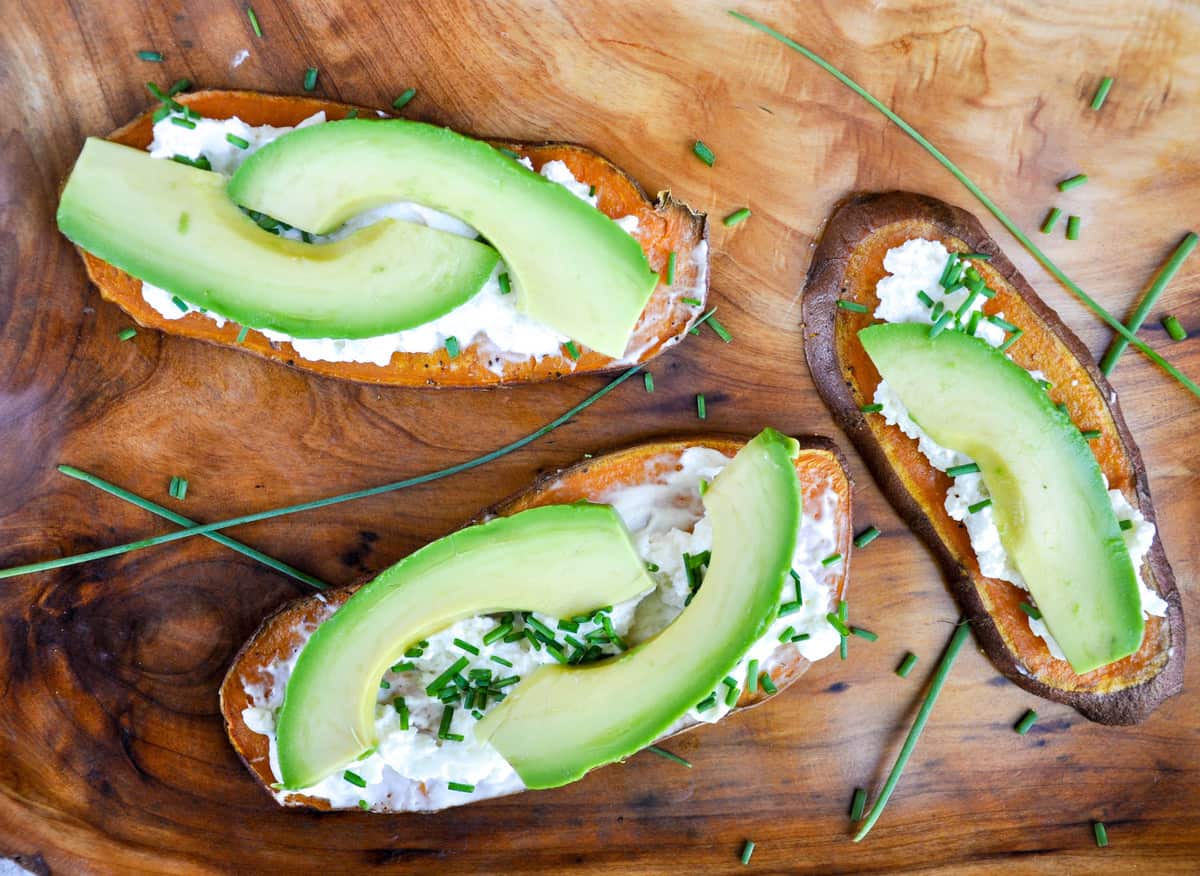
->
[[0, 0, 1197, 873]]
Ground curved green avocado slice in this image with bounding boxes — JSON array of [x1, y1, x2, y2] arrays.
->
[[56, 138, 499, 339], [475, 428, 801, 789], [275, 503, 655, 790], [228, 120, 659, 358], [859, 322, 1142, 673]]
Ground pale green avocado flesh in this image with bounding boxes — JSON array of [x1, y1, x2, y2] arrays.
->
[[56, 138, 499, 339], [274, 503, 656, 790], [475, 428, 802, 790], [228, 120, 659, 358], [858, 323, 1143, 673]]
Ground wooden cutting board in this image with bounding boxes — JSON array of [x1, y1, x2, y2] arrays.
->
[[1, 1, 1197, 872]]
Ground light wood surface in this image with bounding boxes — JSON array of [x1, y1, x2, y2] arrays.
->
[[0, 1, 1197, 873]]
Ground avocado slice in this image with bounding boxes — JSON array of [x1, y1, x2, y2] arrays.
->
[[859, 323, 1143, 673], [274, 503, 655, 790], [228, 120, 659, 358], [475, 428, 802, 789], [56, 138, 499, 339]]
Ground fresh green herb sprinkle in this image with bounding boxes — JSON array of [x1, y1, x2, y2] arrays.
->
[[1081, 429, 1102, 440], [851, 626, 878, 642], [1066, 215, 1081, 241], [231, 324, 249, 345], [343, 770, 367, 788], [391, 661, 416, 673], [357, 799, 369, 810], [394, 700, 410, 729], [168, 476, 188, 500], [724, 682, 740, 707], [696, 694, 717, 712], [118, 327, 137, 342], [448, 781, 475, 793], [226, 132, 250, 149], [967, 498, 992, 514], [946, 462, 981, 477], [452, 637, 479, 655], [1090, 76, 1115, 111], [246, 6, 263, 37], [152, 105, 171, 123], [426, 657, 470, 695], [821, 553, 842, 567], [171, 117, 197, 130], [723, 207, 751, 227], [680, 297, 702, 306], [778, 625, 796, 643], [692, 140, 715, 166], [1014, 709, 1038, 735], [916, 290, 935, 308], [851, 527, 880, 550], [740, 840, 755, 865], [759, 673, 778, 694], [345, 109, 358, 119], [1018, 601, 1042, 620], [789, 568, 804, 603], [895, 652, 918, 678], [437, 705, 456, 739], [791, 632, 810, 643], [471, 710, 484, 720], [545, 642, 568, 664], [643, 372, 655, 393], [746, 659, 760, 692], [168, 78, 191, 96], [779, 601, 802, 616], [490, 655, 513, 668], [838, 600, 848, 622], [483, 624, 512, 645], [998, 328, 1024, 354], [860, 403, 883, 414], [662, 251, 679, 286], [392, 88, 417, 111], [966, 310, 983, 336], [303, 67, 318, 91], [379, 679, 391, 689], [826, 613, 851, 637], [1093, 821, 1109, 847], [929, 311, 954, 338], [708, 317, 733, 343], [837, 299, 869, 313], [930, 300, 945, 322], [137, 50, 164, 62], [939, 254, 960, 286], [1163, 315, 1188, 342], [524, 615, 556, 639], [962, 252, 992, 261], [1040, 207, 1063, 234], [1119, 519, 1133, 531], [498, 272, 512, 295], [696, 393, 707, 419], [850, 787, 868, 821], [953, 290, 980, 322], [564, 340, 581, 360], [1058, 173, 1089, 192], [441, 336, 460, 358], [647, 745, 692, 768]]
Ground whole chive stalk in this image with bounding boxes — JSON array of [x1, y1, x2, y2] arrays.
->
[[1094, 821, 1109, 847], [1014, 709, 1038, 735], [696, 393, 707, 419], [643, 372, 654, 393], [692, 140, 715, 166], [392, 87, 417, 111], [303, 67, 318, 91], [837, 299, 869, 313], [665, 251, 677, 285], [723, 207, 751, 227], [246, 6, 263, 37], [1040, 207, 1063, 234], [137, 50, 164, 62], [1057, 173, 1089, 192], [850, 788, 868, 821], [725, 11, 1200, 399], [740, 840, 755, 865], [946, 462, 980, 477], [1162, 315, 1187, 341], [853, 526, 881, 549], [646, 745, 692, 768], [1090, 77, 1114, 111], [118, 327, 137, 342], [1100, 232, 1198, 375], [895, 652, 918, 678], [1066, 215, 1081, 241], [852, 619, 971, 840]]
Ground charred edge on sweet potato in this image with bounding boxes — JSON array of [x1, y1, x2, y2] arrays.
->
[[802, 190, 1184, 724], [219, 435, 853, 810], [78, 89, 708, 387]]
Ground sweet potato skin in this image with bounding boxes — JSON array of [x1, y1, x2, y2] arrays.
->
[[76, 90, 708, 387], [219, 435, 853, 811], [802, 191, 1184, 724]]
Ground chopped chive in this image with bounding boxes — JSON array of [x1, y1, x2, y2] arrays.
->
[[759, 673, 778, 694], [1090, 76, 1114, 111], [152, 105, 171, 123], [929, 301, 945, 322], [1119, 519, 1133, 531], [860, 403, 883, 414], [426, 657, 470, 696], [491, 676, 521, 690], [708, 317, 733, 343], [1163, 315, 1188, 342], [483, 623, 512, 645], [394, 701, 409, 730], [789, 567, 804, 604], [821, 553, 842, 567], [174, 478, 188, 500], [929, 311, 954, 338], [498, 272, 512, 295], [946, 462, 981, 477], [545, 642, 568, 664], [1014, 709, 1038, 735], [998, 329, 1024, 353], [826, 613, 851, 637], [954, 289, 981, 322], [390, 661, 416, 673], [966, 310, 983, 336], [117, 327, 137, 342], [564, 340, 581, 360], [851, 626, 878, 642], [779, 601, 802, 616], [437, 705, 455, 739], [447, 781, 475, 793], [1057, 174, 1089, 192], [643, 372, 655, 393], [740, 840, 755, 865], [916, 290, 935, 308], [343, 770, 366, 788], [646, 745, 692, 768], [453, 638, 479, 655], [967, 498, 992, 514], [246, 6, 263, 37], [1066, 215, 1081, 241], [379, 679, 391, 689], [662, 251, 678, 286], [854, 526, 881, 549], [850, 787, 868, 821], [404, 645, 424, 658], [443, 733, 465, 742], [471, 710, 484, 720], [557, 618, 580, 633], [838, 600, 848, 622], [724, 681, 740, 707], [357, 799, 369, 810], [1094, 821, 1109, 847], [837, 299, 869, 313], [840, 635, 848, 661], [303, 67, 318, 91], [226, 132, 250, 149], [692, 140, 715, 166], [938, 253, 960, 286], [392, 88, 417, 110], [490, 655, 513, 668], [1019, 601, 1042, 620], [146, 81, 181, 107], [236, 325, 250, 344], [746, 659, 760, 692], [791, 632, 810, 643], [1057, 402, 1070, 415], [444, 336, 460, 358], [524, 615, 556, 640], [498, 147, 520, 159], [696, 694, 717, 712], [723, 207, 751, 227], [168, 476, 179, 498], [137, 50, 164, 62], [961, 252, 992, 261], [167, 78, 191, 96], [1040, 207, 1063, 234], [680, 297, 702, 306], [895, 652, 919, 678], [345, 109, 358, 120], [696, 393, 707, 419], [778, 625, 796, 643], [1081, 429, 1101, 440], [171, 117, 197, 130]]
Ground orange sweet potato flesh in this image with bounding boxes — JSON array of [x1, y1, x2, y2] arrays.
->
[[219, 435, 852, 810], [803, 191, 1184, 724], [76, 90, 708, 387]]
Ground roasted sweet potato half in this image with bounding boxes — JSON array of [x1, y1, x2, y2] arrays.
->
[[75, 90, 708, 387], [220, 435, 852, 811], [802, 191, 1184, 724]]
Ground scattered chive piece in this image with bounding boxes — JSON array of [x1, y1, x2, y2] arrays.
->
[[498, 148, 520, 159], [696, 694, 717, 712], [723, 207, 751, 227], [939, 253, 960, 286], [1066, 215, 1081, 241], [850, 787, 868, 821], [837, 299, 869, 313], [916, 290, 935, 308], [986, 314, 1018, 332], [394, 700, 409, 730], [379, 679, 390, 689], [646, 745, 691, 768], [708, 317, 733, 343], [167, 78, 191, 96], [1163, 315, 1188, 342], [177, 211, 190, 233], [680, 297, 702, 306], [490, 655, 513, 668], [1119, 519, 1133, 531], [343, 770, 366, 788], [117, 327, 137, 342], [930, 300, 945, 322], [445, 336, 460, 358], [826, 613, 851, 637], [747, 659, 760, 692], [497, 272, 512, 295], [778, 601, 802, 616], [998, 328, 1024, 354], [966, 310, 983, 336], [564, 340, 581, 360], [225, 132, 250, 150], [357, 799, 369, 810], [345, 109, 358, 119], [171, 117, 197, 130], [391, 661, 416, 673], [789, 567, 804, 604], [854, 526, 881, 549], [666, 251, 678, 285], [453, 638, 479, 655], [860, 403, 883, 414], [961, 252, 992, 261], [759, 672, 778, 694], [137, 50, 164, 62], [840, 637, 849, 660], [392, 87, 417, 111], [483, 624, 512, 645], [692, 140, 715, 166], [929, 311, 954, 338], [895, 652, 919, 678], [448, 782, 475, 793], [791, 632, 810, 643], [851, 626, 878, 642], [170, 154, 210, 170], [946, 462, 981, 477], [426, 657, 470, 695], [740, 840, 755, 865], [1014, 709, 1038, 735], [152, 106, 171, 123], [1057, 173, 1089, 192], [1090, 77, 1114, 111], [303, 67, 318, 91], [235, 325, 250, 344], [1081, 429, 1101, 440], [437, 705, 455, 739], [246, 6, 263, 37], [967, 498, 992, 514], [172, 477, 188, 500], [643, 372, 654, 393], [778, 625, 796, 643], [524, 615, 556, 640], [1094, 821, 1109, 848], [1040, 207, 1063, 234], [696, 393, 707, 419], [1018, 601, 1042, 620], [821, 553, 842, 567]]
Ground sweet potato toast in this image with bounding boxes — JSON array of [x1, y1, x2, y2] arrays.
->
[[75, 90, 708, 387], [802, 191, 1184, 724], [219, 435, 852, 811]]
